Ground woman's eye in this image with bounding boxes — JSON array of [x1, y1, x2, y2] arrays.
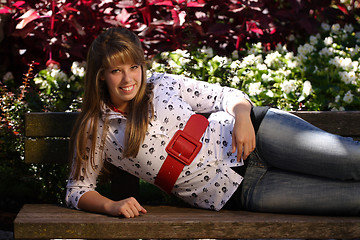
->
[[131, 65, 139, 70], [111, 69, 120, 74]]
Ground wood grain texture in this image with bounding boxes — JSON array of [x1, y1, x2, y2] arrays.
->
[[292, 111, 360, 137], [25, 112, 79, 137], [14, 204, 360, 239]]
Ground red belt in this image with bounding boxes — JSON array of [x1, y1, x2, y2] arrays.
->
[[155, 114, 209, 193]]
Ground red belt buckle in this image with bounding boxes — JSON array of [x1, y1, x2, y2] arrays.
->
[[155, 114, 209, 194], [166, 130, 202, 165]]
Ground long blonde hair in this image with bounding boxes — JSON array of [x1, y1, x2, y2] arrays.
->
[[70, 27, 153, 180]]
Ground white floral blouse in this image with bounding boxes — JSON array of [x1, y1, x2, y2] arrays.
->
[[66, 72, 252, 211]]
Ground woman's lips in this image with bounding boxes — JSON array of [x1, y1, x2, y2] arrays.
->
[[120, 85, 135, 92]]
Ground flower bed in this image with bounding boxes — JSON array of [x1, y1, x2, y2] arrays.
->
[[151, 23, 360, 111]]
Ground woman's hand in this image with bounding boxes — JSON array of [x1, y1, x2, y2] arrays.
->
[[228, 99, 256, 162], [105, 197, 147, 218], [78, 191, 147, 218], [231, 112, 256, 161]]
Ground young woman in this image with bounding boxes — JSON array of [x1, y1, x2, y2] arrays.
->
[[66, 27, 360, 218]]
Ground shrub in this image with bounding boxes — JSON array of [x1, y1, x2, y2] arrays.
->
[[0, 62, 84, 210], [1, 0, 359, 85]]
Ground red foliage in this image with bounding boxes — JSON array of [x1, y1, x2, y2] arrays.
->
[[0, 0, 359, 83]]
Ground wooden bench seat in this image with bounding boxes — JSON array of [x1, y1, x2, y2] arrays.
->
[[14, 111, 360, 239], [14, 204, 360, 239]]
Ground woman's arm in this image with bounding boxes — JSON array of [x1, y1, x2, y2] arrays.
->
[[78, 191, 147, 218], [172, 74, 255, 160], [227, 98, 255, 161]]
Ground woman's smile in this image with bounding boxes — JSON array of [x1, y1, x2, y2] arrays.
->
[[103, 63, 142, 112], [120, 84, 135, 93]]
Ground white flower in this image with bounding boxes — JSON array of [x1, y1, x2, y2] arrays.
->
[[200, 47, 214, 58], [302, 80, 313, 96], [256, 63, 267, 71], [160, 52, 169, 58], [280, 80, 297, 94], [321, 23, 330, 31], [335, 95, 341, 103], [275, 43, 287, 52], [266, 90, 274, 98], [319, 47, 333, 56], [331, 23, 341, 33], [288, 34, 295, 41], [34, 77, 47, 89], [297, 43, 315, 56], [287, 59, 299, 69], [324, 37, 333, 46], [195, 11, 207, 19], [169, 59, 180, 69], [230, 60, 241, 69], [349, 45, 360, 57], [248, 82, 262, 96], [261, 73, 273, 82], [232, 50, 239, 59], [341, 58, 353, 70], [341, 32, 348, 41], [339, 71, 356, 84], [248, 48, 258, 55], [277, 68, 291, 77], [285, 52, 294, 60], [298, 80, 312, 102], [212, 55, 228, 67], [239, 54, 256, 68], [174, 49, 190, 58], [151, 61, 163, 70], [3, 72, 14, 81], [329, 56, 354, 70], [351, 61, 359, 71], [71, 61, 86, 78], [310, 36, 318, 45], [50, 69, 67, 83], [49, 37, 57, 45], [264, 51, 281, 67], [251, 42, 262, 50], [231, 76, 240, 86], [343, 90, 354, 103], [179, 57, 191, 65]]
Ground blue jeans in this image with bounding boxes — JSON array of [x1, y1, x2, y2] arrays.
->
[[240, 108, 360, 215]]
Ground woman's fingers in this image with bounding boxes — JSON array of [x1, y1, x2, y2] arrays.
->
[[110, 197, 147, 218]]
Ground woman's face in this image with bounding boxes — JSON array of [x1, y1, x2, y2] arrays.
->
[[103, 62, 142, 112]]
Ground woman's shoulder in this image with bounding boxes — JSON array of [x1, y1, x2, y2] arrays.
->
[[147, 72, 182, 85]]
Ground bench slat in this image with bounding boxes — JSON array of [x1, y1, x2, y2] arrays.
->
[[24, 111, 360, 165], [14, 204, 360, 239], [293, 111, 360, 137], [25, 112, 79, 137], [25, 111, 360, 137], [25, 138, 69, 164]]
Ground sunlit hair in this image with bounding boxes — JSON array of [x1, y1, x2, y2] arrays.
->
[[69, 27, 154, 180]]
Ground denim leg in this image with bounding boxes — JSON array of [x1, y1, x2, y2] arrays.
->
[[256, 108, 360, 181], [244, 167, 360, 215], [240, 108, 360, 215]]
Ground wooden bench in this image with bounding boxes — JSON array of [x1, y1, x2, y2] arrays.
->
[[14, 111, 360, 239]]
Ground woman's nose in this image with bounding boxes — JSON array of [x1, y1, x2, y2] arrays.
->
[[122, 71, 130, 82]]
